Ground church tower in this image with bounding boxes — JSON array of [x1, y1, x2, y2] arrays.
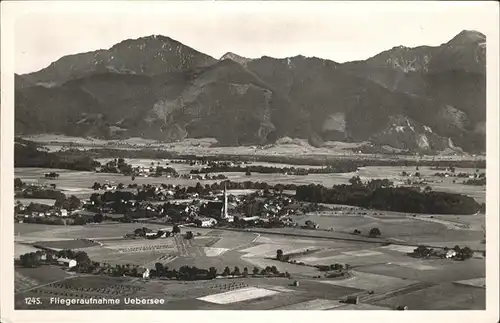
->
[[222, 183, 228, 219]]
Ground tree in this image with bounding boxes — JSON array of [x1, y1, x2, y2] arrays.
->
[[89, 193, 101, 205], [208, 267, 217, 279], [185, 231, 194, 240], [14, 178, 23, 189], [243, 267, 249, 277], [270, 266, 279, 275], [233, 266, 241, 276], [253, 267, 260, 275], [92, 182, 101, 190], [75, 251, 91, 267], [223, 266, 231, 276], [245, 168, 251, 176], [46, 253, 54, 263], [93, 213, 104, 223], [68, 195, 81, 210], [276, 249, 284, 261], [424, 186, 433, 193], [155, 262, 165, 276], [369, 227, 381, 238], [349, 176, 363, 187], [172, 225, 181, 235], [134, 228, 145, 236], [20, 252, 42, 268], [460, 247, 474, 260], [413, 245, 431, 257]]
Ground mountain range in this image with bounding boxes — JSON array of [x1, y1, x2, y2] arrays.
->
[[15, 30, 486, 153]]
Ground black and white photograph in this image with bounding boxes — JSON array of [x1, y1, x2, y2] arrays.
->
[[1, 0, 498, 320]]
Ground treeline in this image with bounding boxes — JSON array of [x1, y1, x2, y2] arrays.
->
[[151, 264, 218, 280], [411, 245, 474, 261], [150, 263, 289, 280], [18, 248, 290, 281], [18, 249, 92, 268], [19, 216, 98, 225], [15, 140, 100, 171], [16, 186, 66, 200], [190, 164, 358, 175], [98, 158, 134, 174], [295, 179, 480, 215], [463, 178, 486, 186]]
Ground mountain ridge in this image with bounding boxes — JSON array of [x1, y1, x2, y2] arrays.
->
[[15, 30, 486, 153]]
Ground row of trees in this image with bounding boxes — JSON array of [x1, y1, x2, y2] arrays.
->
[[191, 164, 358, 175], [17, 187, 66, 200], [18, 214, 99, 226], [463, 178, 486, 186], [151, 263, 218, 280], [18, 249, 92, 269], [54, 195, 82, 211], [129, 225, 181, 238], [295, 180, 480, 215], [316, 263, 350, 272], [151, 263, 290, 280], [44, 172, 60, 179], [98, 158, 133, 174], [351, 228, 382, 237], [412, 245, 474, 260], [15, 140, 100, 171]]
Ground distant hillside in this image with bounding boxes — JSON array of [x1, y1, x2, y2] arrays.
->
[[22, 35, 217, 86], [338, 30, 486, 152], [15, 30, 486, 153]]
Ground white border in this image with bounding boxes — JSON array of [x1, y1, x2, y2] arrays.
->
[[1, 1, 499, 323]]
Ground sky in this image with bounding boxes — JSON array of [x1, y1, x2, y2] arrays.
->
[[11, 1, 496, 74]]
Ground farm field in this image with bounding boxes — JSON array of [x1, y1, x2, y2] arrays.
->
[[373, 282, 486, 310], [292, 213, 485, 245], [16, 198, 57, 206], [34, 239, 100, 250], [15, 223, 170, 241], [14, 222, 486, 310], [15, 266, 76, 292], [15, 243, 43, 259], [354, 258, 485, 284]]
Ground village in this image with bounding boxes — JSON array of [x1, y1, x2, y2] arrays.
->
[[14, 173, 326, 230]]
